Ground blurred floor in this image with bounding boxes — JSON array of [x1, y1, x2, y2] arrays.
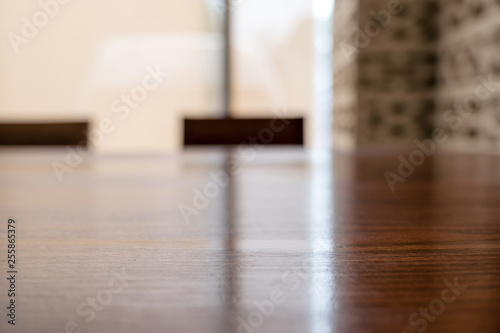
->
[[0, 147, 499, 333]]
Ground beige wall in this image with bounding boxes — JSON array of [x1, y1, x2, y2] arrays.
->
[[0, 0, 314, 152], [0, 0, 210, 118]]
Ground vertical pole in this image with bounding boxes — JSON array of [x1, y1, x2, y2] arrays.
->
[[223, 0, 232, 117]]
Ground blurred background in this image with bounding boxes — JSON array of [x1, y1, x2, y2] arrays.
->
[[334, 0, 500, 153], [1, 0, 499, 154], [0, 0, 333, 152]]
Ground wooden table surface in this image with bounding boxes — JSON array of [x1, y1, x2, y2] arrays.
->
[[0, 147, 499, 333]]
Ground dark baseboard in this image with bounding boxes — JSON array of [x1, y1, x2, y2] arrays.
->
[[184, 118, 304, 146], [0, 122, 89, 146]]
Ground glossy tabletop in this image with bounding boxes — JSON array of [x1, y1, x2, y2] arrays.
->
[[0, 147, 499, 333]]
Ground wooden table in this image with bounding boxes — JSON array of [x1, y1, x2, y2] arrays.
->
[[0, 147, 499, 333]]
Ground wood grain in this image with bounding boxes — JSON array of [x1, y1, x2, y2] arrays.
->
[[0, 147, 499, 333]]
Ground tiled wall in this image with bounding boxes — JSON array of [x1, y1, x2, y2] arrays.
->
[[334, 0, 500, 152], [435, 0, 500, 152], [357, 0, 438, 145], [333, 0, 359, 150], [333, 0, 438, 149]]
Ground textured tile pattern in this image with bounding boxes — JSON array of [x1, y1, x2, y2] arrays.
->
[[436, 0, 500, 152], [334, 0, 439, 147], [333, 0, 359, 150]]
